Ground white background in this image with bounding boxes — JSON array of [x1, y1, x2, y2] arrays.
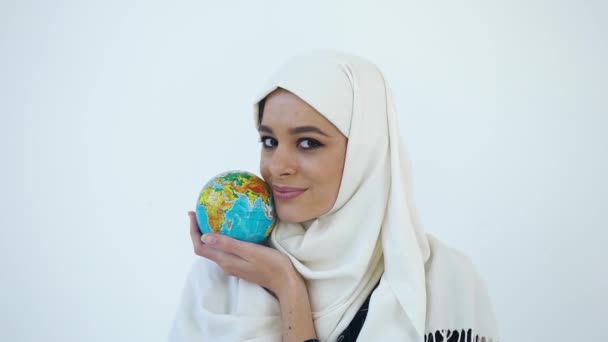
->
[[1, 0, 606, 341]]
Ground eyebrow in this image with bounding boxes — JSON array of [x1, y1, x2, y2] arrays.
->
[[258, 125, 330, 137]]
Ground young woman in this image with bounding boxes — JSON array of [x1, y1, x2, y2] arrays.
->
[[170, 52, 499, 342]]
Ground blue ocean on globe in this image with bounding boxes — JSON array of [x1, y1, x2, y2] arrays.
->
[[198, 195, 274, 243], [196, 171, 276, 244]]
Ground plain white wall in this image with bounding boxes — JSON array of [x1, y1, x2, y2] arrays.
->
[[1, 0, 606, 341]]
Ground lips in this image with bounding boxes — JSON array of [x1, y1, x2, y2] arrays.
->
[[272, 185, 307, 201]]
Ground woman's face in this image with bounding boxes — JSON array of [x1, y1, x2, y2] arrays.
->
[[259, 89, 347, 223]]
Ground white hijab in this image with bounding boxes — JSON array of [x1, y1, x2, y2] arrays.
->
[[170, 52, 499, 342]]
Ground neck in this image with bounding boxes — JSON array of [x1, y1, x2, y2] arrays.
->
[[301, 219, 315, 230]]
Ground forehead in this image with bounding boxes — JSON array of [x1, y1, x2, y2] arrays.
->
[[260, 89, 334, 129]]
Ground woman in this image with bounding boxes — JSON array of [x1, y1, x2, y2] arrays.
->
[[170, 52, 499, 342]]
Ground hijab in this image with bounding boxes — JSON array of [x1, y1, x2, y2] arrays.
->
[[169, 51, 499, 342]]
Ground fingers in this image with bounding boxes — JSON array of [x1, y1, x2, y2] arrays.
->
[[201, 232, 257, 261], [188, 212, 245, 258], [188, 212, 249, 273], [199, 243, 249, 276], [198, 233, 252, 277], [187, 212, 265, 279]]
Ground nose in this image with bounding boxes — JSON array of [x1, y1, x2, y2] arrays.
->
[[268, 145, 296, 177]]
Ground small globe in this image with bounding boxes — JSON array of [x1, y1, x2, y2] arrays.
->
[[196, 170, 276, 244]]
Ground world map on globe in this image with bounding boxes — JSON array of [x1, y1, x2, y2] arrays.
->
[[196, 171, 276, 244]]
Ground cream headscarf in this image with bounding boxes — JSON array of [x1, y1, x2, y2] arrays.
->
[[170, 52, 499, 342]]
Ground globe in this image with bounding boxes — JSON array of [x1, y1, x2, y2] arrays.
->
[[196, 170, 276, 244]]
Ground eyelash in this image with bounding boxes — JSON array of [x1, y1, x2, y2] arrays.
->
[[259, 136, 325, 150]]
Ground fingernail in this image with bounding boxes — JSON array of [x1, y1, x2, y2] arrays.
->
[[202, 234, 217, 245]]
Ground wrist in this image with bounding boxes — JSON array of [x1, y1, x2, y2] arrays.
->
[[276, 267, 306, 302], [275, 269, 317, 342]]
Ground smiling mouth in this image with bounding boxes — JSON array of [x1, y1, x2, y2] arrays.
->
[[272, 186, 307, 201]]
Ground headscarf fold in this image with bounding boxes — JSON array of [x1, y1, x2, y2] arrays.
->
[[170, 51, 499, 342]]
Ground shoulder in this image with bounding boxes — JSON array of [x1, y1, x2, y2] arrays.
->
[[424, 234, 485, 289], [423, 234, 500, 341]]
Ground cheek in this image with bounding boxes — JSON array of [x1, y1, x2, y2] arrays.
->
[[324, 149, 346, 190], [259, 155, 269, 180], [310, 155, 344, 187], [324, 167, 343, 191]]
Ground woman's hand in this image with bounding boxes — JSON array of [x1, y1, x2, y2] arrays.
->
[[188, 211, 318, 341], [188, 211, 299, 296]]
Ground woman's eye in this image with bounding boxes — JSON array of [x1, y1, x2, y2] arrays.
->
[[298, 138, 324, 150], [259, 136, 277, 148]]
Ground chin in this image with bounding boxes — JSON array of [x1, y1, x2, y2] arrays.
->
[[276, 205, 327, 224], [277, 214, 305, 224], [276, 210, 311, 224]]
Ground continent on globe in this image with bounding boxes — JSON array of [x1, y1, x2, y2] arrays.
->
[[196, 170, 276, 244]]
